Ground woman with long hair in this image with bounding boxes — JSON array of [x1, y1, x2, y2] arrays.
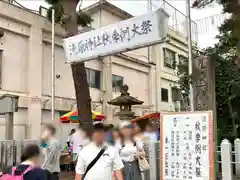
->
[[133, 123, 148, 143], [116, 121, 145, 180]]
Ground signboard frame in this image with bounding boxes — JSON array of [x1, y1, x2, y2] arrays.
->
[[160, 111, 214, 180], [63, 8, 169, 63]]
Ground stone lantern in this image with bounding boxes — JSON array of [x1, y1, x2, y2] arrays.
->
[[107, 84, 143, 120]]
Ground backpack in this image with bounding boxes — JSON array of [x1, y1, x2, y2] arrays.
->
[[0, 166, 33, 180]]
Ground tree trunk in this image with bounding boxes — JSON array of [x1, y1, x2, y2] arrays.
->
[[60, 0, 93, 134], [228, 100, 238, 139], [71, 63, 93, 133]]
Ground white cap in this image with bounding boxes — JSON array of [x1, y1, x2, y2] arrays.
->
[[119, 121, 132, 129], [93, 121, 102, 125]]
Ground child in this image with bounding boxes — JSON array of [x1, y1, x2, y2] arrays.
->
[[0, 144, 47, 180]]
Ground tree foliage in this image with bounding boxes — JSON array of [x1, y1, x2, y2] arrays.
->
[[46, 0, 93, 26], [192, 0, 215, 8], [205, 46, 240, 142], [177, 0, 240, 141], [45, 0, 94, 134]]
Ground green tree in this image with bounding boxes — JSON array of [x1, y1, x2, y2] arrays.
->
[[177, 0, 240, 141], [45, 0, 94, 134], [204, 47, 240, 141], [193, 0, 240, 59]]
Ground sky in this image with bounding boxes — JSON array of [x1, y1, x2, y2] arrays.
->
[[17, 0, 225, 48]]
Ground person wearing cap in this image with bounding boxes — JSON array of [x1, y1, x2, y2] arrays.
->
[[75, 123, 124, 180], [116, 121, 145, 180]]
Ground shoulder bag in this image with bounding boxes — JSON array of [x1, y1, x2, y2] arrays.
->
[[138, 156, 150, 172], [82, 146, 106, 180], [135, 143, 150, 172]]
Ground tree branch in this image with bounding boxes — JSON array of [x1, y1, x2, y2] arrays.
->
[[192, 0, 215, 8]]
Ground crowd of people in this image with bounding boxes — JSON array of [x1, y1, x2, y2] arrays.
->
[[0, 120, 159, 180]]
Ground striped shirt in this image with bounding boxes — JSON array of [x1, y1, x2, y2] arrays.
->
[[42, 138, 60, 173]]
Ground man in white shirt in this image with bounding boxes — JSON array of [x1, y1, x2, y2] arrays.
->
[[75, 123, 123, 180]]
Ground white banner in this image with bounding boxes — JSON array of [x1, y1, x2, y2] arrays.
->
[[160, 112, 214, 180], [63, 9, 169, 63]]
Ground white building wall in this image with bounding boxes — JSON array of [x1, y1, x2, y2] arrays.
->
[[112, 63, 149, 105], [0, 0, 189, 140], [0, 108, 27, 140], [160, 79, 179, 112], [0, 1, 153, 140], [1, 31, 28, 93]]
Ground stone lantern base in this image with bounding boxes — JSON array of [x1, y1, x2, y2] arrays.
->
[[117, 111, 135, 121]]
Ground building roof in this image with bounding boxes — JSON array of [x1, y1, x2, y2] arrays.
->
[[82, 0, 133, 20], [131, 112, 160, 123]]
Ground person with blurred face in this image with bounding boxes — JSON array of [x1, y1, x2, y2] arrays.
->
[[116, 121, 145, 180], [75, 123, 123, 180], [112, 127, 120, 145], [0, 144, 47, 180], [111, 127, 121, 180], [67, 129, 75, 149], [133, 123, 141, 134], [41, 124, 60, 180], [105, 124, 115, 145], [133, 123, 148, 142], [143, 122, 158, 142], [71, 125, 90, 163]]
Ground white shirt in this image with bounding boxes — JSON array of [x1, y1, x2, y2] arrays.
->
[[114, 139, 121, 148], [115, 140, 144, 162], [76, 142, 124, 180], [71, 130, 90, 153], [67, 135, 72, 142], [143, 132, 158, 142]]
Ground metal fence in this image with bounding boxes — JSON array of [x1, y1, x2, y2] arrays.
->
[[2, 139, 240, 180], [0, 140, 39, 170], [143, 139, 240, 180], [0, 140, 160, 179], [219, 139, 240, 180], [151, 0, 198, 42]]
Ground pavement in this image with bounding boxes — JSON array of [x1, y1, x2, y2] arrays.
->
[[59, 172, 240, 180], [59, 171, 75, 180]]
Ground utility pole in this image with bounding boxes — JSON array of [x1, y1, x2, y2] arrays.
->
[[186, 0, 194, 111], [51, 9, 55, 122], [147, 0, 155, 112]]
